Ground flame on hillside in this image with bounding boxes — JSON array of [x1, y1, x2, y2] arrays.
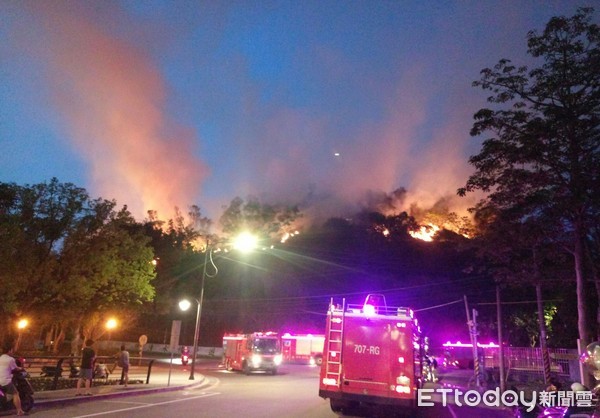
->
[[409, 224, 440, 242], [408, 222, 471, 242], [281, 230, 300, 243]]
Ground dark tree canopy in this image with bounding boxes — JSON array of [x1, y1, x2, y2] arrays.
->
[[0, 179, 156, 348], [460, 8, 600, 346]]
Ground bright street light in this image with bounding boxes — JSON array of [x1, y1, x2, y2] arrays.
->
[[106, 318, 117, 330], [233, 232, 258, 253], [15, 319, 29, 351], [106, 318, 117, 351], [179, 300, 192, 311]]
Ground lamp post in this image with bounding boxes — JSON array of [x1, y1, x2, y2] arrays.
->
[[179, 244, 210, 380], [16, 319, 29, 352], [179, 296, 201, 380], [180, 233, 257, 381], [106, 318, 117, 353]]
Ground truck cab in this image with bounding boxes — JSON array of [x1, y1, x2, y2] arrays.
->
[[223, 332, 283, 375]]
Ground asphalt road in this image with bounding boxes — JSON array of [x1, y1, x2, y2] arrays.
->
[[34, 361, 515, 418]]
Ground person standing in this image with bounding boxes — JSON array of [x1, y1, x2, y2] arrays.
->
[[0, 341, 26, 416], [117, 345, 130, 387], [75, 339, 95, 396]]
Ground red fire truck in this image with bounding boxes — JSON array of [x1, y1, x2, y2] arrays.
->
[[281, 333, 325, 365], [222, 332, 283, 375], [319, 294, 424, 415]]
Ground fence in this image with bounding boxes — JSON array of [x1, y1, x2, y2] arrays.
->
[[20, 356, 158, 391], [484, 347, 579, 382]]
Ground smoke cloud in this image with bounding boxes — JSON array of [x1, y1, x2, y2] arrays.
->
[[4, 1, 556, 226], [11, 2, 208, 220]]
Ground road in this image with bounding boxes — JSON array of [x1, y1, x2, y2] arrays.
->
[[36, 360, 514, 418]]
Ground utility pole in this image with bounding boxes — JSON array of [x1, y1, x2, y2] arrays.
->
[[496, 285, 505, 393], [472, 308, 481, 387], [536, 283, 551, 386], [464, 296, 481, 388]]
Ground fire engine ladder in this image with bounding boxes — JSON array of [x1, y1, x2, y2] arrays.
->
[[325, 298, 345, 385]]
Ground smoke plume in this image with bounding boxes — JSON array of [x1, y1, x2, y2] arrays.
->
[[12, 2, 208, 220]]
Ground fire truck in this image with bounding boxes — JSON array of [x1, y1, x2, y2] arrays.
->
[[222, 332, 283, 375], [281, 333, 325, 365], [319, 294, 424, 415]]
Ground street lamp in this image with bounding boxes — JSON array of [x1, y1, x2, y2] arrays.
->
[[180, 239, 213, 381], [16, 319, 29, 351], [106, 318, 117, 352], [233, 232, 258, 253], [180, 232, 257, 380], [179, 297, 201, 379]]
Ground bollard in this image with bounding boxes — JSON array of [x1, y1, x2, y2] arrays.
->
[[146, 359, 154, 384]]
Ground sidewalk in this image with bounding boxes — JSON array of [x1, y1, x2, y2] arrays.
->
[[33, 363, 207, 409]]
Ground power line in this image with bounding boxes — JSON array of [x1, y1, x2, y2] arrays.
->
[[476, 299, 562, 306], [414, 299, 463, 312]]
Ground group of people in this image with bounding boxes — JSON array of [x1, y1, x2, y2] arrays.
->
[[1, 336, 131, 414], [75, 340, 130, 396]]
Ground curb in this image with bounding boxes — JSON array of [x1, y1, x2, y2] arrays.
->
[[34, 377, 207, 408]]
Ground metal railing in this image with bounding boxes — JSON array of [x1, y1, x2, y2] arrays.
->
[[19, 356, 156, 390], [484, 347, 576, 376]]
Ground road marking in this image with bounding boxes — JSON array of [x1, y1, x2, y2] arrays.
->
[[99, 400, 150, 405], [70, 392, 221, 417]]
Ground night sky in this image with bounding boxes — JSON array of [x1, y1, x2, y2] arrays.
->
[[1, 1, 593, 224]]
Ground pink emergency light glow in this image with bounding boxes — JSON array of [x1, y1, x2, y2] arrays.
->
[[282, 333, 317, 340], [363, 304, 377, 316], [443, 341, 498, 348], [363, 293, 387, 316]]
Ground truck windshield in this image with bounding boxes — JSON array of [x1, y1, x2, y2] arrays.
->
[[253, 338, 280, 353]]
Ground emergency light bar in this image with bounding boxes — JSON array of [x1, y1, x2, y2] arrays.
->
[[223, 332, 279, 341], [223, 335, 244, 341], [281, 333, 321, 340], [363, 293, 387, 315], [443, 341, 498, 348], [255, 331, 278, 336]]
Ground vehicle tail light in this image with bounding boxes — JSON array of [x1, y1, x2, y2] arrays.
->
[[395, 375, 411, 393], [395, 385, 411, 394]]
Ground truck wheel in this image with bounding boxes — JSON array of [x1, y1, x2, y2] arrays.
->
[[330, 399, 358, 415], [242, 361, 250, 375], [330, 399, 344, 413], [314, 355, 323, 366], [271, 368, 277, 375]]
